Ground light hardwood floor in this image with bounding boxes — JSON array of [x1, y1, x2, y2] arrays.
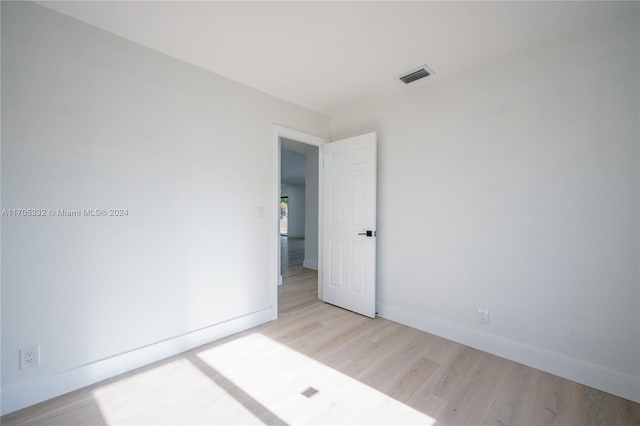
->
[[281, 236, 305, 278], [3, 237, 639, 425]]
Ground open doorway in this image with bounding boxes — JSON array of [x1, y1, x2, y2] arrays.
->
[[273, 126, 326, 317], [279, 137, 319, 283]]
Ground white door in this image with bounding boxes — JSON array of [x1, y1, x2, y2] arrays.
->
[[322, 132, 377, 318]]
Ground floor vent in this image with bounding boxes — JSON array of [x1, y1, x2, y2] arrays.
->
[[301, 387, 319, 398]]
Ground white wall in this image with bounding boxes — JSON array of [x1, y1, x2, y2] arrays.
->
[[330, 12, 640, 402], [303, 149, 319, 270], [280, 183, 305, 238], [1, 1, 327, 414]]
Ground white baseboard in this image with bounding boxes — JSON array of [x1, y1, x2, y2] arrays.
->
[[377, 302, 640, 403], [303, 259, 318, 270], [287, 233, 305, 239], [1, 307, 276, 416]]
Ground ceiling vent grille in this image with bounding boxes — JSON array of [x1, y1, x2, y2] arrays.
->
[[398, 65, 433, 84]]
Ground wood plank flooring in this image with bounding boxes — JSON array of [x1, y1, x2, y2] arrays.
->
[[281, 236, 305, 278], [3, 237, 639, 425]]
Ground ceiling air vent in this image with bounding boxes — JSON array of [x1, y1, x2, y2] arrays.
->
[[398, 65, 433, 84]]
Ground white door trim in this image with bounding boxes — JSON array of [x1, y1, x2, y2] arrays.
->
[[272, 125, 327, 316]]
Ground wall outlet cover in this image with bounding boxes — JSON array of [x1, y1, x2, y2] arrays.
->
[[478, 307, 490, 324], [20, 345, 40, 370]]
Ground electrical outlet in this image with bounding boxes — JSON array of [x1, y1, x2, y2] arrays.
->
[[478, 307, 490, 324], [20, 345, 40, 370]]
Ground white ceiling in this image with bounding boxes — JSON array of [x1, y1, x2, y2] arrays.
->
[[39, 1, 633, 115]]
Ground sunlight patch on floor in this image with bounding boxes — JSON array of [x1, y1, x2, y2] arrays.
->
[[87, 332, 436, 424], [195, 332, 437, 425], [91, 357, 263, 425]]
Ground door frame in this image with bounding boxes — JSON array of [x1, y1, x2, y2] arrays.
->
[[272, 125, 327, 316]]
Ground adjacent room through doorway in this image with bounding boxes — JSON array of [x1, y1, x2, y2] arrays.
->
[[279, 137, 320, 311]]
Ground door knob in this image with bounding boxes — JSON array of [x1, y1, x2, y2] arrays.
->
[[358, 230, 375, 237]]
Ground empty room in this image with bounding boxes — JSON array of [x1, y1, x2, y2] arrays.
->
[[1, 1, 639, 425]]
